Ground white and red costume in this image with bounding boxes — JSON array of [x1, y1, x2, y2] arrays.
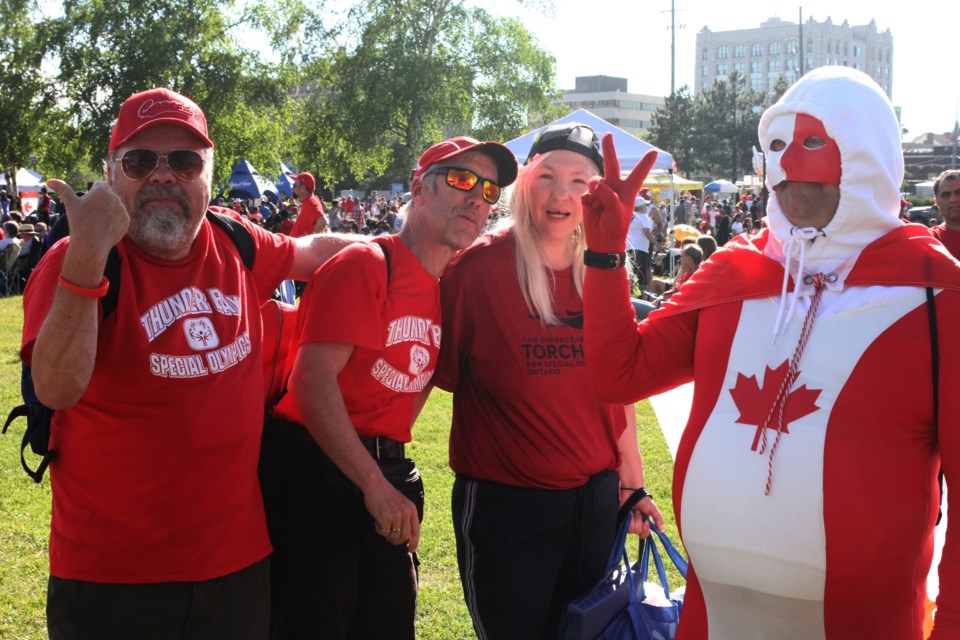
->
[[585, 67, 960, 638]]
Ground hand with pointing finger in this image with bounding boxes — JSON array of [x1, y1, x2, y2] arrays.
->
[[46, 180, 130, 262], [581, 135, 658, 254]]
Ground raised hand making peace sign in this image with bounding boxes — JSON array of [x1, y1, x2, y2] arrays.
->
[[581, 133, 658, 254]]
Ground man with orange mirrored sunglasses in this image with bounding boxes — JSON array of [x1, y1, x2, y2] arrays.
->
[[262, 135, 517, 639]]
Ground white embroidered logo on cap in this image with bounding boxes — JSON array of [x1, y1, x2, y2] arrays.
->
[[137, 98, 196, 121]]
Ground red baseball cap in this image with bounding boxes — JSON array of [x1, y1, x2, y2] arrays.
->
[[109, 88, 213, 154], [413, 136, 517, 187], [292, 172, 316, 192]]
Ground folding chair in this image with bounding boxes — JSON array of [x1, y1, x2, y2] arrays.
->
[[1, 243, 21, 296]]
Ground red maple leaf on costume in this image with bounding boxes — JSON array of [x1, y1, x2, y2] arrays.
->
[[729, 360, 822, 452]]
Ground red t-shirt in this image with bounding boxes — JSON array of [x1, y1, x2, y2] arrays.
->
[[432, 229, 626, 489], [290, 194, 326, 237], [273, 235, 439, 442], [21, 212, 295, 583], [931, 224, 960, 261]]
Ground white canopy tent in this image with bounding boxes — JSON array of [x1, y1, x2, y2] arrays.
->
[[15, 167, 44, 191], [503, 109, 675, 172]]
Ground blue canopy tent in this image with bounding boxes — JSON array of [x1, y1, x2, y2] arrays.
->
[[503, 109, 675, 173], [704, 179, 739, 194], [227, 159, 275, 200], [275, 162, 296, 198]]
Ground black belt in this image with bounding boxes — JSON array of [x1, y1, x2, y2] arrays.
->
[[359, 435, 405, 460]]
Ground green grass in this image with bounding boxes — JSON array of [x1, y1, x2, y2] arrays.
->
[[0, 295, 683, 638]]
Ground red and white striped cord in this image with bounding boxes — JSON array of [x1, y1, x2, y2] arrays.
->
[[759, 271, 827, 495]]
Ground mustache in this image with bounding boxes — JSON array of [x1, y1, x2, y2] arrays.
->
[[135, 185, 191, 212]]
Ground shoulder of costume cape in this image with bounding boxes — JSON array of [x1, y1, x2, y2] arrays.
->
[[651, 231, 782, 317], [846, 223, 960, 288], [651, 225, 960, 319]]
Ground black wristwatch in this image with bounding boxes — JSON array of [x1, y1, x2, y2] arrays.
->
[[584, 249, 627, 269]]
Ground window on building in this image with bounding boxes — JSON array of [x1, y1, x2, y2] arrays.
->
[[854, 63, 862, 71], [787, 39, 798, 54], [717, 46, 728, 59], [702, 48, 708, 61], [717, 63, 728, 75], [702, 65, 709, 76], [734, 62, 745, 74], [751, 78, 765, 91], [735, 44, 746, 58], [807, 58, 814, 69], [769, 41, 781, 55], [827, 41, 832, 54], [854, 45, 862, 57], [751, 60, 762, 73], [752, 42, 763, 56], [768, 59, 780, 72]]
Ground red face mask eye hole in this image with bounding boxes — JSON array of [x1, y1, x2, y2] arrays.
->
[[770, 139, 786, 152], [803, 136, 827, 150]]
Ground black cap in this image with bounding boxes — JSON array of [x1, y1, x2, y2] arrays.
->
[[525, 122, 603, 176]]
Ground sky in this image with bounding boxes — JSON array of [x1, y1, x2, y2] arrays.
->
[[494, 1, 956, 138]]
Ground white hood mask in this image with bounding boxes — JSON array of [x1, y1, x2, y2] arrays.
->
[[758, 66, 904, 335]]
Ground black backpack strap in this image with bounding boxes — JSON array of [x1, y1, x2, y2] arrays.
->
[[927, 287, 944, 525], [101, 247, 122, 319], [374, 238, 391, 284], [206, 210, 255, 271], [3, 403, 56, 483]]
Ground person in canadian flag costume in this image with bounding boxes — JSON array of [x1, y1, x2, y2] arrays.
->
[[581, 66, 960, 638]]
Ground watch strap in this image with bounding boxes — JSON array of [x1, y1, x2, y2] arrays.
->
[[584, 249, 627, 269]]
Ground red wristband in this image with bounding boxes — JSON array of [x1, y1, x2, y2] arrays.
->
[[58, 274, 109, 298]]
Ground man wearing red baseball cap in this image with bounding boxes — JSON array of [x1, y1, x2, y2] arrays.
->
[[289, 171, 327, 237], [261, 135, 516, 639], [22, 87, 361, 638]]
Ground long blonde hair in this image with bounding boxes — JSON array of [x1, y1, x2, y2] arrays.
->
[[496, 153, 592, 327]]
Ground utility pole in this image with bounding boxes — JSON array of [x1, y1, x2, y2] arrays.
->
[[671, 0, 676, 96], [799, 7, 804, 76], [952, 118, 958, 170], [663, 1, 684, 97]]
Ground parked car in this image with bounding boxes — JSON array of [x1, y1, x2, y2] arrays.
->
[[908, 204, 940, 226]]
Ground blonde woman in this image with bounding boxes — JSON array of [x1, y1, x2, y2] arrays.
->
[[429, 123, 663, 640]]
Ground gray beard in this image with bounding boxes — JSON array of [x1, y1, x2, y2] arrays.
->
[[129, 187, 200, 257]]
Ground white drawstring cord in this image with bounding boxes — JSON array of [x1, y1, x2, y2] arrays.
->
[[771, 226, 824, 341]]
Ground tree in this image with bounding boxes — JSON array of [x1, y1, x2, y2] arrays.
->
[[468, 12, 566, 143], [0, 0, 58, 193], [648, 87, 697, 175], [46, 0, 306, 186], [650, 74, 769, 181], [294, 0, 562, 190], [693, 71, 766, 180]]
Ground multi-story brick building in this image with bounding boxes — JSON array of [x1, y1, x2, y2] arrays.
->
[[695, 16, 893, 98]]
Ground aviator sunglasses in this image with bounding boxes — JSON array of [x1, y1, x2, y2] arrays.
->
[[113, 149, 206, 182], [424, 167, 501, 204]]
